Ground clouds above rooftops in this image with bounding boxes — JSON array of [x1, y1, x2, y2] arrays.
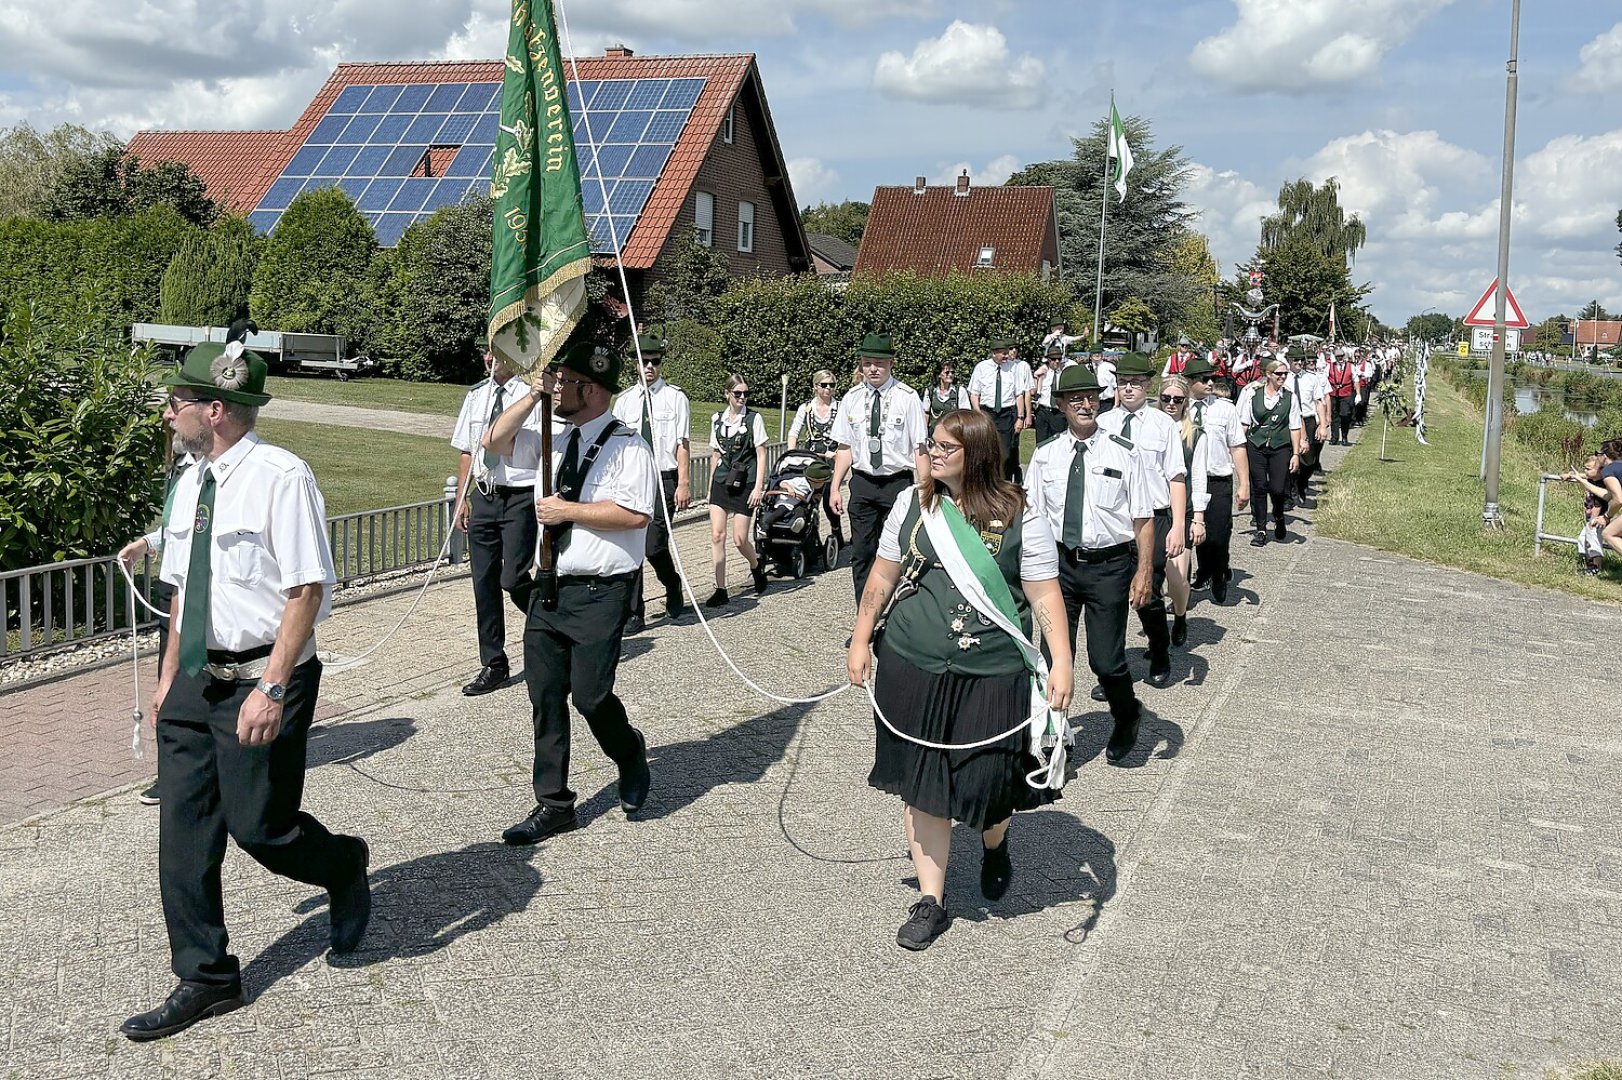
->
[[873, 21, 1046, 109], [1189, 0, 1456, 93]]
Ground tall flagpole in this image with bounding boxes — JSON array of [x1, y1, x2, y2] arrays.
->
[[1092, 91, 1112, 346]]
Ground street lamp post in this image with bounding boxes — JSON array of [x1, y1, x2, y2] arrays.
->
[[1480, 0, 1521, 528]]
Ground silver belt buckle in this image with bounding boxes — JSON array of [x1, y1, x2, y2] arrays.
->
[[205, 657, 269, 682], [205, 661, 239, 681]]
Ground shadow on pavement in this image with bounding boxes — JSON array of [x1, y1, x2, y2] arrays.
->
[[246, 842, 543, 994], [1067, 708, 1183, 770], [307, 716, 418, 770], [945, 811, 1118, 935]]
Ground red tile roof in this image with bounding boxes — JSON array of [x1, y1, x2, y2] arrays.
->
[[123, 130, 291, 213], [854, 183, 1059, 277], [1575, 321, 1621, 347], [128, 54, 763, 268]]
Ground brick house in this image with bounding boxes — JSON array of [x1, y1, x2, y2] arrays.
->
[[126, 48, 809, 301], [853, 173, 1060, 279]]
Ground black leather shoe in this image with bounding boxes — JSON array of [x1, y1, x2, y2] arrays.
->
[[1105, 715, 1141, 764], [666, 595, 690, 619], [704, 588, 729, 608], [752, 565, 770, 594], [1274, 521, 1288, 541], [624, 613, 646, 636], [980, 837, 1012, 901], [502, 804, 578, 845], [618, 731, 651, 814], [1211, 573, 1229, 604], [1171, 615, 1188, 647], [1090, 684, 1108, 703], [328, 836, 371, 955], [1147, 659, 1171, 688], [120, 981, 243, 1041], [461, 665, 509, 696]]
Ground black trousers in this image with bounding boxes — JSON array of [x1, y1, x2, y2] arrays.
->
[[820, 479, 843, 545], [1249, 443, 1291, 530], [1135, 510, 1172, 660], [157, 657, 359, 987], [469, 486, 538, 668], [982, 406, 1021, 481], [633, 469, 684, 620], [1195, 476, 1234, 584], [524, 574, 643, 808], [1035, 404, 1066, 443], [1046, 545, 1139, 724], [1353, 388, 1370, 425], [1295, 417, 1321, 498], [848, 470, 912, 605], [1331, 395, 1355, 443]]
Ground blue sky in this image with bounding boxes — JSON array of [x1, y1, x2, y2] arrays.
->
[[2, 0, 1617, 324]]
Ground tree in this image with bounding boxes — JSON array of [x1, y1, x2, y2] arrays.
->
[[373, 195, 493, 381], [1165, 233, 1222, 343], [1405, 311, 1455, 342], [159, 214, 260, 327], [0, 123, 123, 220], [643, 231, 733, 325], [1006, 114, 1201, 334], [1579, 300, 1612, 321], [800, 200, 869, 248], [1532, 314, 1569, 350], [1260, 178, 1366, 266], [1244, 232, 1369, 339], [249, 187, 377, 346], [1108, 296, 1156, 337], [43, 147, 218, 227]]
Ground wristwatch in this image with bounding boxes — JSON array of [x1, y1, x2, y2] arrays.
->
[[255, 680, 287, 703]]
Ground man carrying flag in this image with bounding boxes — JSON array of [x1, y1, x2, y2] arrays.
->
[[482, 0, 657, 843]]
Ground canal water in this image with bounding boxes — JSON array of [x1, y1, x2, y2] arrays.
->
[[1512, 385, 1600, 426]]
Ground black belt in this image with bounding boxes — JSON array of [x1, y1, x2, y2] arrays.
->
[[557, 571, 637, 585], [1062, 541, 1133, 565], [659, 468, 679, 479], [981, 406, 1016, 415], [487, 484, 534, 496], [1207, 474, 1233, 484], [853, 470, 911, 483], [1153, 507, 1171, 518], [206, 643, 273, 664]]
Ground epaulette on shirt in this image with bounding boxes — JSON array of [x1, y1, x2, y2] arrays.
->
[[469, 377, 491, 391], [1035, 432, 1065, 450], [1109, 433, 1135, 451]]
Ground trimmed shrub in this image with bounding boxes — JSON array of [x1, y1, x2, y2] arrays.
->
[[660, 318, 726, 402], [249, 187, 377, 349], [159, 213, 259, 327], [373, 196, 493, 382]]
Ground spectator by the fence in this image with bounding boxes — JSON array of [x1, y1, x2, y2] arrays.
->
[[1564, 452, 1608, 575]]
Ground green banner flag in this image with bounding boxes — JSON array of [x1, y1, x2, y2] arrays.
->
[[487, 0, 592, 373]]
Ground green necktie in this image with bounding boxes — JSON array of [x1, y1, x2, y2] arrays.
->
[[1062, 439, 1087, 549], [640, 390, 654, 447], [868, 389, 883, 470], [554, 428, 581, 555], [179, 468, 216, 676], [1193, 401, 1205, 433], [481, 387, 505, 472], [1121, 411, 1134, 440], [994, 367, 1003, 410]]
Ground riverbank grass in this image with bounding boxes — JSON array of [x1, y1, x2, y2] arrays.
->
[[1315, 376, 1622, 603]]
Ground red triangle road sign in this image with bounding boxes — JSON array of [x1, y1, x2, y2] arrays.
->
[[1462, 278, 1530, 329]]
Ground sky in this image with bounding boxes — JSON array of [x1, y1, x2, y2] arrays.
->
[[1, 0, 1618, 326]]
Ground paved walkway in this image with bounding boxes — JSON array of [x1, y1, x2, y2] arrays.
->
[[3, 436, 1620, 1079], [260, 399, 455, 439]]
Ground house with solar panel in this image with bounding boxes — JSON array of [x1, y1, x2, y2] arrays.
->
[[127, 48, 811, 300]]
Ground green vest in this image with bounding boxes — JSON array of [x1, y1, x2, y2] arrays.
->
[[928, 387, 958, 423], [1248, 388, 1293, 450], [884, 496, 1032, 677], [715, 409, 759, 485]]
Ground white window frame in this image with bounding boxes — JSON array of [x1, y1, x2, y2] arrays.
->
[[695, 191, 714, 247], [976, 245, 996, 268], [737, 200, 755, 253], [722, 104, 735, 144]]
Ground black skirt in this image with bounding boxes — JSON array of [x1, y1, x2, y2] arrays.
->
[[708, 473, 754, 515], [867, 641, 1058, 829]]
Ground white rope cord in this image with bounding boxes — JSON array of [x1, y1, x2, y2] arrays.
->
[[126, 583, 145, 760]]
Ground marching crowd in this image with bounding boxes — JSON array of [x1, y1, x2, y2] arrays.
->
[[113, 319, 1399, 1040]]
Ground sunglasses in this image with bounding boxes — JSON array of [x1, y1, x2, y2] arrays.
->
[[1159, 395, 1185, 404], [817, 381, 834, 388], [730, 389, 749, 398]]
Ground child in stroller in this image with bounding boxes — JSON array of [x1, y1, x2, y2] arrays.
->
[[754, 453, 838, 579]]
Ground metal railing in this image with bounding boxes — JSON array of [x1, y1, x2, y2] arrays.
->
[[3, 441, 790, 666], [1533, 473, 1581, 555]]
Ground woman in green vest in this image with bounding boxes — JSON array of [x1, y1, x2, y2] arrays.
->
[[787, 368, 843, 545], [706, 373, 770, 605], [1158, 376, 1205, 646], [847, 408, 1073, 952], [1239, 358, 1304, 545], [925, 360, 970, 425]]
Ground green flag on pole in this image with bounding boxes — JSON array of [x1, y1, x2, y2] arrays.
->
[[487, 0, 592, 373], [1107, 102, 1134, 205]]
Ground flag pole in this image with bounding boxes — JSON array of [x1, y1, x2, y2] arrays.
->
[[1092, 91, 1112, 347]]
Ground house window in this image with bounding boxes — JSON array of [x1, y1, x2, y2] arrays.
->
[[737, 200, 754, 253], [1041, 259, 1052, 281], [722, 104, 735, 144], [695, 191, 714, 246], [976, 246, 996, 268]]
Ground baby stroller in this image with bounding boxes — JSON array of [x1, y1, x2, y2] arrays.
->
[[753, 449, 839, 580]]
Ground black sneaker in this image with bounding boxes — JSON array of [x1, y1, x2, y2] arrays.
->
[[1274, 520, 1287, 541], [1250, 529, 1269, 547], [981, 838, 1012, 901], [703, 588, 729, 608], [137, 783, 160, 806], [896, 897, 950, 951]]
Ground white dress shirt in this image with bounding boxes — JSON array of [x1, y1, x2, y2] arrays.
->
[[1188, 397, 1245, 479], [1093, 357, 1117, 401], [1237, 382, 1305, 431], [1288, 370, 1326, 415], [830, 377, 927, 477], [879, 487, 1059, 580], [1024, 428, 1155, 549], [510, 410, 658, 577], [1033, 360, 1076, 408], [1097, 404, 1186, 509], [612, 378, 690, 472], [711, 407, 768, 450], [160, 433, 336, 652], [452, 376, 540, 488], [968, 358, 1033, 410]]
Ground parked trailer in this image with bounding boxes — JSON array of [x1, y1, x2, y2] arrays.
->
[[130, 323, 376, 379]]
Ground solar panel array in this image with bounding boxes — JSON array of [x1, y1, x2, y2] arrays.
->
[[248, 76, 706, 251]]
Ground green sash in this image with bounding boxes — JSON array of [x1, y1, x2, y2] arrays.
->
[[939, 500, 1032, 673]]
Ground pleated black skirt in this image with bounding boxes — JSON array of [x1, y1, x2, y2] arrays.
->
[[867, 640, 1059, 830]]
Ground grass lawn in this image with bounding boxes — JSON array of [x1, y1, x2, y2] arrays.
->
[[257, 418, 451, 518], [1315, 375, 1621, 603]]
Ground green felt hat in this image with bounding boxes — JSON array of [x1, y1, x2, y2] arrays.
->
[[989, 337, 1016, 351], [1286, 343, 1311, 362], [634, 326, 668, 357], [553, 341, 623, 391], [1111, 351, 1155, 378], [1183, 356, 1217, 379], [163, 341, 271, 407], [857, 332, 895, 360], [1053, 365, 1102, 394], [803, 461, 833, 481]]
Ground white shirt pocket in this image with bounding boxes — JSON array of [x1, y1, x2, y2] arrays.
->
[[215, 507, 270, 587]]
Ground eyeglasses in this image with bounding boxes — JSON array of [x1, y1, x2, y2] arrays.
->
[[729, 389, 749, 398], [167, 395, 209, 410], [554, 376, 593, 389], [1117, 377, 1149, 388], [924, 439, 963, 457], [1159, 395, 1185, 404]]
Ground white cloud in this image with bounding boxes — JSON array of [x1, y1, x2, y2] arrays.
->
[[1300, 129, 1495, 242], [1183, 164, 1276, 277], [872, 21, 1046, 109], [788, 156, 842, 205], [1190, 0, 1455, 93], [1568, 22, 1622, 94], [1516, 130, 1622, 241], [930, 154, 1022, 188], [557, 0, 934, 42]]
